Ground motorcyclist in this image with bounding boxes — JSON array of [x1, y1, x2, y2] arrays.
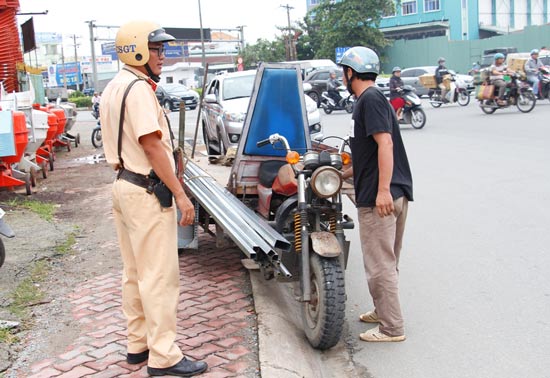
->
[[490, 53, 512, 106], [435, 57, 450, 102], [468, 62, 480, 76], [327, 70, 343, 106], [524, 49, 544, 98], [389, 66, 405, 120]]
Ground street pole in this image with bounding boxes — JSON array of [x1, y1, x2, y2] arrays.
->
[[86, 20, 98, 91], [71, 34, 80, 91], [280, 4, 295, 61], [237, 25, 246, 51], [198, 0, 206, 81], [60, 44, 68, 91]]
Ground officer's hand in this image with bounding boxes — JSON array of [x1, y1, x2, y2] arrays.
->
[[175, 193, 194, 226]]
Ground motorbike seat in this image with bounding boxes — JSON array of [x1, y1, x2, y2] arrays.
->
[[259, 160, 287, 188]]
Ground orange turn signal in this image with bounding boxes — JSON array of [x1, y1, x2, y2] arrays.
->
[[286, 151, 300, 164], [341, 152, 351, 165]]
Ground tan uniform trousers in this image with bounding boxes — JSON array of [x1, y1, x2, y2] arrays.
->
[[112, 179, 183, 368], [358, 196, 408, 337]]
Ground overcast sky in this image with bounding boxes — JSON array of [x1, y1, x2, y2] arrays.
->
[[17, 0, 308, 53]]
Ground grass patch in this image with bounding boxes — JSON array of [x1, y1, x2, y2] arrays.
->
[[55, 231, 77, 255], [1, 198, 56, 222], [0, 326, 20, 345]]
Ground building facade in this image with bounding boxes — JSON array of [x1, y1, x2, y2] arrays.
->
[[307, 0, 550, 41]]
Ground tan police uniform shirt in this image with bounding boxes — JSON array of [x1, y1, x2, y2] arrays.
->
[[100, 65, 175, 175]]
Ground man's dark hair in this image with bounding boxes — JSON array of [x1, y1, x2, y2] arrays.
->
[[356, 72, 378, 81]]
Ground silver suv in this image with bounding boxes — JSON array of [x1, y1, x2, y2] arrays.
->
[[201, 70, 322, 155]]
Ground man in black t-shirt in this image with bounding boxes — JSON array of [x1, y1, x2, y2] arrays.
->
[[339, 46, 413, 343]]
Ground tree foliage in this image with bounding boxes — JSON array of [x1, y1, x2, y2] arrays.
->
[[240, 37, 286, 69], [300, 0, 394, 60]]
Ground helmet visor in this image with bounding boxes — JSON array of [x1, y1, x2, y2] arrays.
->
[[149, 28, 175, 43]]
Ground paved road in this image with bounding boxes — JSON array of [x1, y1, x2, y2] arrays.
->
[[85, 98, 550, 377], [322, 98, 550, 378]]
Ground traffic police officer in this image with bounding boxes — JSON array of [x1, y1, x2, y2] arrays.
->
[[100, 20, 207, 377]]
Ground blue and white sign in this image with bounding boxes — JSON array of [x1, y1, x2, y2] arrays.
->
[[335, 46, 351, 63]]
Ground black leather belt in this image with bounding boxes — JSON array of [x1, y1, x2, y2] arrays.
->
[[117, 168, 151, 190]]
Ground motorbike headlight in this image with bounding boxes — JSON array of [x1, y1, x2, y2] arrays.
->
[[310, 166, 342, 198], [223, 111, 246, 122]]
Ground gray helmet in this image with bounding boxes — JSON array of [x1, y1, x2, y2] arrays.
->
[[337, 46, 380, 74], [438, 57, 446, 64], [531, 49, 539, 55], [392, 66, 402, 73]]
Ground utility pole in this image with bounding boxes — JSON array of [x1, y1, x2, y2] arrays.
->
[[280, 4, 296, 61], [198, 0, 207, 80], [236, 25, 246, 51], [60, 44, 67, 91], [86, 20, 98, 91], [69, 34, 81, 90]]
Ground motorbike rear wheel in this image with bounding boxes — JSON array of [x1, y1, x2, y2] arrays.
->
[[429, 93, 442, 108], [410, 108, 426, 129], [516, 92, 536, 113], [302, 253, 345, 350], [344, 101, 354, 113], [457, 91, 471, 106], [91, 127, 103, 148], [480, 99, 497, 114]]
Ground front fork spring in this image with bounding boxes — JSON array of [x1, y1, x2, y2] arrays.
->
[[329, 214, 336, 233], [294, 213, 302, 253]]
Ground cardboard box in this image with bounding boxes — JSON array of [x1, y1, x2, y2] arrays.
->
[[508, 57, 528, 73], [419, 74, 437, 89]]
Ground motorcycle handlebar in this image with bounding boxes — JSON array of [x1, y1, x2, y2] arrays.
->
[[256, 139, 270, 148]]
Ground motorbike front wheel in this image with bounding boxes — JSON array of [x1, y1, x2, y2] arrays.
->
[[91, 127, 103, 148], [516, 92, 536, 113], [302, 253, 345, 350], [323, 106, 333, 115], [457, 90, 471, 106], [344, 101, 354, 113], [410, 108, 426, 129]]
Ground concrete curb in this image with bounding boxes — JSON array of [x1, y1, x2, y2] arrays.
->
[[250, 271, 358, 378]]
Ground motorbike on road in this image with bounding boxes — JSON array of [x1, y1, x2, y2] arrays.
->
[[91, 103, 103, 148], [428, 74, 471, 107], [478, 73, 536, 114], [0, 208, 15, 268], [320, 86, 354, 114], [536, 66, 550, 102], [398, 85, 427, 129], [253, 133, 354, 349]]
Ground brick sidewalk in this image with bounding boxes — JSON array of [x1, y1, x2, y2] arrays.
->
[[17, 233, 259, 378]]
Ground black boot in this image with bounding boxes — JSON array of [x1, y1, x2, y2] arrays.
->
[[148, 357, 208, 377]]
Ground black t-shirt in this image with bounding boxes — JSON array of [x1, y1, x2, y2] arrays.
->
[[350, 86, 413, 207]]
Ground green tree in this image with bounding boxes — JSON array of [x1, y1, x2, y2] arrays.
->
[[301, 0, 394, 60], [240, 38, 286, 69]]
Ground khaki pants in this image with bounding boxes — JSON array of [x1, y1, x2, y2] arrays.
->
[[358, 197, 408, 336], [112, 179, 183, 368]]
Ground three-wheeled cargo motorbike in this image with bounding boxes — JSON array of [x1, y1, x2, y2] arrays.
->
[[183, 63, 355, 349]]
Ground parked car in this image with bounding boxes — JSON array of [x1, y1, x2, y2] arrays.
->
[[155, 84, 199, 111], [201, 70, 322, 155], [375, 76, 391, 97], [399, 66, 475, 96]]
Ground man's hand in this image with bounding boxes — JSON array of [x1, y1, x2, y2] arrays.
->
[[376, 190, 394, 217], [175, 192, 195, 226]]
